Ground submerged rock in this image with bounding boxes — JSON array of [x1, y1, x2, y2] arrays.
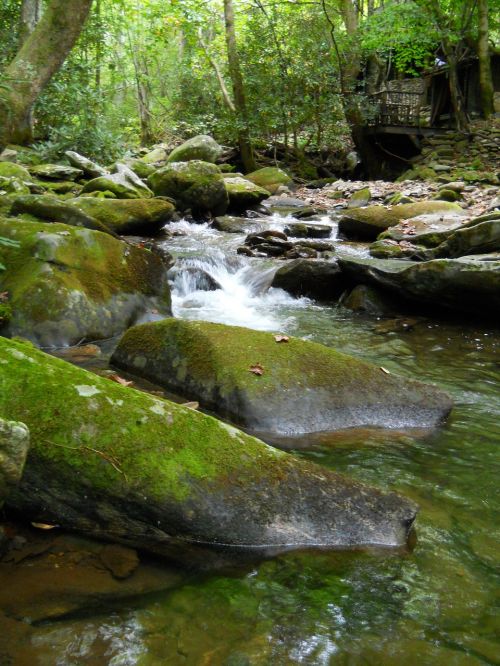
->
[[0, 219, 171, 347], [2, 337, 418, 559], [112, 319, 452, 435], [148, 161, 228, 217], [338, 255, 500, 317], [340, 284, 400, 316], [167, 135, 223, 164], [338, 202, 463, 241], [0, 419, 30, 508]]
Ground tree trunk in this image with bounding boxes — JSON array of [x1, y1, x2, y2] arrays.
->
[[0, 0, 93, 146], [223, 0, 257, 173], [19, 0, 43, 45], [442, 39, 469, 131], [477, 0, 494, 118]]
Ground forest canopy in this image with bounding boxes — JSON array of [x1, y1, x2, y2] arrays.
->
[[0, 0, 498, 165]]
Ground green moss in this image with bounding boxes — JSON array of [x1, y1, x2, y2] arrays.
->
[[0, 162, 31, 182], [246, 167, 292, 194], [0, 337, 287, 504]]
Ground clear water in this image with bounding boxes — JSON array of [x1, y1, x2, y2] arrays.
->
[[17, 220, 500, 664]]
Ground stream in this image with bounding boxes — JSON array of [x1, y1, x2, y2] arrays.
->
[[14, 216, 500, 664]]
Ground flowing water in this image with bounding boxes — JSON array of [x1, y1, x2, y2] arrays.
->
[[14, 218, 500, 664]]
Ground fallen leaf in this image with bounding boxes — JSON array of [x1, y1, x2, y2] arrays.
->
[[182, 401, 199, 410], [249, 363, 264, 376], [380, 367, 390, 374], [0, 291, 9, 302], [274, 334, 289, 343], [107, 373, 134, 387], [31, 522, 58, 530]]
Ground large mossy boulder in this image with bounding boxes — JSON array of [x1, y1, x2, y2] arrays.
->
[[378, 211, 468, 247], [246, 167, 292, 194], [0, 219, 171, 347], [271, 259, 347, 301], [167, 135, 223, 164], [9, 194, 115, 235], [111, 319, 452, 435], [1, 337, 418, 559], [338, 202, 463, 241], [148, 161, 228, 217], [224, 176, 270, 211], [68, 197, 175, 235], [338, 255, 500, 317], [0, 418, 30, 509], [81, 164, 153, 200]]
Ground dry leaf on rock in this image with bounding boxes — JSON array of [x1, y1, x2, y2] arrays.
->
[[107, 373, 134, 387], [249, 363, 264, 376], [274, 335, 289, 343]]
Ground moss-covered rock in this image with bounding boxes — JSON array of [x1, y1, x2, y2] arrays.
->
[[28, 164, 83, 181], [338, 201, 463, 241], [81, 164, 153, 200], [112, 319, 452, 435], [338, 255, 500, 317], [0, 418, 30, 508], [0, 162, 31, 182], [369, 239, 423, 259], [68, 197, 175, 235], [148, 161, 228, 217], [0, 337, 418, 558], [348, 187, 371, 208], [283, 221, 332, 238], [246, 167, 292, 194], [378, 211, 468, 247], [119, 158, 157, 180], [0, 176, 30, 196], [224, 176, 270, 211], [65, 150, 108, 179], [432, 219, 500, 258], [167, 135, 223, 164], [212, 215, 261, 234], [9, 194, 115, 235], [271, 259, 347, 301], [0, 219, 171, 346]]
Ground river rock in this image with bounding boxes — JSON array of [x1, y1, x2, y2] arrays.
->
[[112, 319, 452, 435], [28, 164, 83, 181], [340, 284, 400, 316], [378, 211, 468, 247], [81, 164, 153, 199], [272, 259, 347, 300], [224, 176, 270, 211], [0, 419, 30, 508], [148, 161, 228, 217], [65, 150, 108, 178], [0, 219, 171, 347], [246, 167, 292, 194], [0, 175, 30, 196], [283, 221, 332, 238], [9, 194, 115, 235], [338, 202, 463, 241], [431, 218, 500, 258], [212, 215, 261, 233], [0, 529, 181, 622], [2, 337, 418, 560], [141, 147, 168, 164], [68, 197, 175, 235], [338, 255, 500, 317], [348, 186, 371, 208], [0, 161, 31, 182], [167, 135, 223, 164]]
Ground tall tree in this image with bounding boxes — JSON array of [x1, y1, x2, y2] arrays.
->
[[477, 0, 494, 118], [0, 0, 93, 146], [223, 0, 257, 172]]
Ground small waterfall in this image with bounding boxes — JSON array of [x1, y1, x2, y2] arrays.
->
[[164, 221, 311, 331]]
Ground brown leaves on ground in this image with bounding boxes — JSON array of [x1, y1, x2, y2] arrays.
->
[[274, 334, 289, 343], [249, 363, 264, 376]]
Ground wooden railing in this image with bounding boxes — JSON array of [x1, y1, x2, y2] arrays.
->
[[368, 90, 427, 127]]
